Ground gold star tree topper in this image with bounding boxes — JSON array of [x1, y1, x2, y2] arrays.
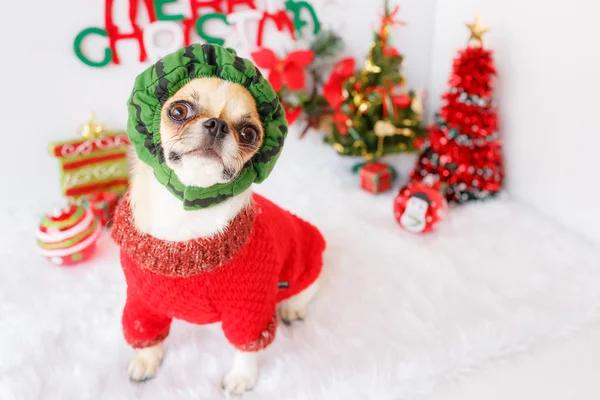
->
[[466, 15, 490, 47]]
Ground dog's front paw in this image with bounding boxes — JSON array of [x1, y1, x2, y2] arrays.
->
[[279, 303, 307, 325], [222, 369, 258, 395], [128, 345, 163, 382]]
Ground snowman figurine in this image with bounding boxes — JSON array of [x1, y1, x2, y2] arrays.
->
[[394, 180, 446, 234], [400, 192, 431, 233]]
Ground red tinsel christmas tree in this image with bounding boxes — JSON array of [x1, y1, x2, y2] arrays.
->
[[410, 16, 503, 203]]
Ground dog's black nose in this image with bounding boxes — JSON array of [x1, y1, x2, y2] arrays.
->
[[203, 118, 229, 139]]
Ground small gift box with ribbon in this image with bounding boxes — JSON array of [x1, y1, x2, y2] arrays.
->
[[359, 162, 394, 194], [81, 191, 121, 227], [48, 113, 130, 202]]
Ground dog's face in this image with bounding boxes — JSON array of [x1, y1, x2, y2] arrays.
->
[[159, 77, 263, 188]]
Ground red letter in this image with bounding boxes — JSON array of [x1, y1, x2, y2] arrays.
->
[[226, 0, 256, 14], [105, 0, 157, 64], [256, 10, 295, 47], [182, 0, 224, 46]]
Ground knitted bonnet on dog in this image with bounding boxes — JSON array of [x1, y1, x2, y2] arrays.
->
[[127, 44, 288, 210]]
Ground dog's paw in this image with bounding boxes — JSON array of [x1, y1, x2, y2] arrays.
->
[[279, 303, 307, 326], [222, 369, 258, 395], [127, 345, 163, 382]]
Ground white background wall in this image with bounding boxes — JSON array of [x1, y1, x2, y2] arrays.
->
[[429, 0, 600, 244], [1, 0, 598, 244]]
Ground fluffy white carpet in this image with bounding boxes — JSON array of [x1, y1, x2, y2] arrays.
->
[[2, 131, 600, 400]]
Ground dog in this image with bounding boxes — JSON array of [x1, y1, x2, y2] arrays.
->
[[111, 45, 325, 395]]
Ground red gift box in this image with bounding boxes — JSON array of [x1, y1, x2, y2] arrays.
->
[[360, 162, 393, 194], [81, 191, 121, 227]]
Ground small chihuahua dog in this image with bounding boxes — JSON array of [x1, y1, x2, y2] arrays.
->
[[112, 74, 325, 395]]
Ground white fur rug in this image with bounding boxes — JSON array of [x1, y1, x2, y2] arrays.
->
[[2, 131, 600, 400]]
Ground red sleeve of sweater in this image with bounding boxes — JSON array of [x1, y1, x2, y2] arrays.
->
[[121, 252, 172, 349], [222, 306, 278, 352]]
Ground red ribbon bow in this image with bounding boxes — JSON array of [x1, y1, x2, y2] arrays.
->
[[365, 85, 412, 118], [322, 57, 356, 110], [379, 6, 406, 57], [380, 5, 406, 32], [251, 48, 315, 92]]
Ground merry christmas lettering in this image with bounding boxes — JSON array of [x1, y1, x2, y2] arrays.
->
[[74, 0, 321, 67]]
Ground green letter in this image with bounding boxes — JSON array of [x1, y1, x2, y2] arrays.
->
[[196, 13, 229, 46], [285, 0, 321, 38], [73, 27, 112, 68], [153, 0, 185, 21]]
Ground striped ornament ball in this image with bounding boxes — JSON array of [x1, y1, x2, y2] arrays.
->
[[36, 204, 101, 266]]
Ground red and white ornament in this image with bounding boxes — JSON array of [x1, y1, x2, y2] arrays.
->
[[36, 204, 101, 266], [394, 181, 446, 234]]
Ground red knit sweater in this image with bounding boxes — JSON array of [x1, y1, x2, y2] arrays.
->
[[111, 193, 325, 351]]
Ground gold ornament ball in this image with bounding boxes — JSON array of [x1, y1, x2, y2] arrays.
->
[[374, 120, 397, 137], [333, 143, 345, 153], [364, 59, 382, 74], [358, 102, 370, 114]]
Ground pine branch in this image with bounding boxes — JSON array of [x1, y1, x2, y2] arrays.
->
[[310, 30, 344, 58]]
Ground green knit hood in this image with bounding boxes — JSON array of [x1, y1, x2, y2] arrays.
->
[[127, 44, 288, 210]]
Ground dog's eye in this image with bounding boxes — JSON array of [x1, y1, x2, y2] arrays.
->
[[239, 126, 258, 145], [168, 103, 191, 122]]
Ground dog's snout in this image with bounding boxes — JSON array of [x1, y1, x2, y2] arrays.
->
[[203, 118, 229, 139]]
